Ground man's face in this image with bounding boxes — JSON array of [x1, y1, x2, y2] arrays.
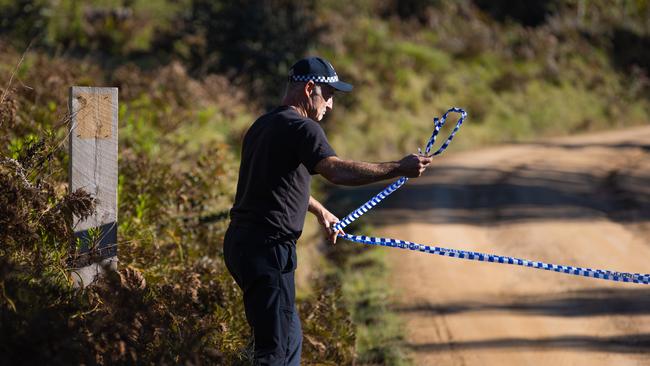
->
[[308, 84, 334, 122]]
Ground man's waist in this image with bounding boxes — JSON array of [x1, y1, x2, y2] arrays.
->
[[229, 217, 299, 242]]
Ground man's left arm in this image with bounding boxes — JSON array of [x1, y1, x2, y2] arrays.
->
[[308, 196, 345, 245]]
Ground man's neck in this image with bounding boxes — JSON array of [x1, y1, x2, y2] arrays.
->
[[288, 105, 308, 118], [281, 96, 309, 118]]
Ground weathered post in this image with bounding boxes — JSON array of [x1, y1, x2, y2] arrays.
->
[[68, 86, 118, 287]]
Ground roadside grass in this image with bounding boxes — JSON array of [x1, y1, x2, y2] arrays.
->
[[299, 184, 412, 365], [343, 242, 413, 365], [312, 202, 414, 365]]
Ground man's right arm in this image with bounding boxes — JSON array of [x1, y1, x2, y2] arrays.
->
[[314, 154, 432, 186]]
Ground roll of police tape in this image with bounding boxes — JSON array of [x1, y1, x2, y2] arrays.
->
[[333, 108, 650, 285]]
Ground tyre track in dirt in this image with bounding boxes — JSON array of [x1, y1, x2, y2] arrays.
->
[[331, 126, 650, 365]]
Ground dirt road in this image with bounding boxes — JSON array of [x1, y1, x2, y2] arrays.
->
[[335, 126, 650, 365]]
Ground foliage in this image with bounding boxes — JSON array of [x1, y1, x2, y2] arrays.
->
[[182, 0, 320, 105], [0, 148, 95, 278], [0, 0, 319, 105], [0, 0, 48, 47], [474, 0, 558, 26], [299, 275, 357, 365], [341, 244, 411, 365]]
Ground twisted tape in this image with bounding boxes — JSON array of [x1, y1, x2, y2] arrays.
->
[[333, 108, 650, 285], [421, 107, 467, 156], [336, 108, 467, 232]]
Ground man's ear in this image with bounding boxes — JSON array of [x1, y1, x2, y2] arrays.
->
[[304, 80, 315, 97]]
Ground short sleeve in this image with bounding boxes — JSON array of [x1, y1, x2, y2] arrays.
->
[[294, 120, 337, 174]]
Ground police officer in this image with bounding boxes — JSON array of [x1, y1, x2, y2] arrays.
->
[[224, 56, 431, 365]]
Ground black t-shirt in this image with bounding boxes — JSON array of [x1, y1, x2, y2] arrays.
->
[[229, 106, 337, 240]]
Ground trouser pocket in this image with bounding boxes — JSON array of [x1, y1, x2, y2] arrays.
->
[[271, 241, 297, 274]]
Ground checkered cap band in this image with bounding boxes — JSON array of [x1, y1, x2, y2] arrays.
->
[[290, 74, 339, 83]]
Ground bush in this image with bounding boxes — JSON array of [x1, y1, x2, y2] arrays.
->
[[0, 0, 48, 47], [183, 0, 320, 105]]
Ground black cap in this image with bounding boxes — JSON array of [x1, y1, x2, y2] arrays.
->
[[288, 56, 353, 92]]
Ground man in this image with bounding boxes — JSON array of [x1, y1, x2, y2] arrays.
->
[[224, 56, 431, 365]]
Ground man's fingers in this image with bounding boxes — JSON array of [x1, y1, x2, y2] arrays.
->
[[323, 221, 341, 246], [336, 227, 346, 244], [415, 156, 432, 177]]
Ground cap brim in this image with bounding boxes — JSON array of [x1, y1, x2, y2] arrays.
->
[[329, 80, 353, 92]]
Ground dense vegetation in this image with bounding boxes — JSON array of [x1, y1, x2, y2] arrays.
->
[[1, 0, 649, 364]]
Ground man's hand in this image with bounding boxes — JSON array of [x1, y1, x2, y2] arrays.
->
[[316, 207, 345, 246], [398, 154, 432, 178]]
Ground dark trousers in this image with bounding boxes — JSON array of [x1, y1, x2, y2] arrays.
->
[[223, 224, 302, 366]]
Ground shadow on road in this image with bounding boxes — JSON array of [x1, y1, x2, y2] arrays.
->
[[517, 141, 650, 152], [327, 164, 650, 225], [407, 333, 650, 353], [394, 288, 650, 317]]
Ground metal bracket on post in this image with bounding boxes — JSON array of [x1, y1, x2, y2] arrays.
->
[[68, 86, 119, 287]]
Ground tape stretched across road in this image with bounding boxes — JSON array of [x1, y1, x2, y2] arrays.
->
[[333, 108, 650, 285]]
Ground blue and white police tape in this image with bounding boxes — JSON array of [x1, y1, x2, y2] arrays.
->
[[333, 107, 650, 285], [339, 234, 650, 284]]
